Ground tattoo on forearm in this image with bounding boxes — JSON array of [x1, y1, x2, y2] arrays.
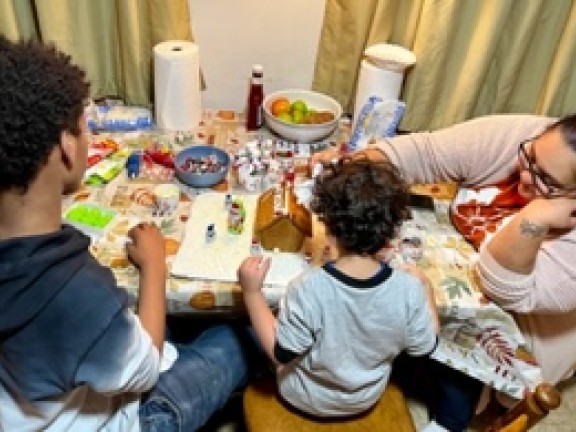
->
[[520, 218, 547, 238]]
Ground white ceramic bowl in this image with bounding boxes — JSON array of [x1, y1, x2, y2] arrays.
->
[[263, 89, 342, 142]]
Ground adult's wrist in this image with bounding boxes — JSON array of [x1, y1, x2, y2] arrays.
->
[[518, 204, 550, 237], [362, 145, 389, 162]]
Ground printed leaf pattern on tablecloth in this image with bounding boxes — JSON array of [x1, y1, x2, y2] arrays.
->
[[478, 326, 515, 366], [441, 276, 472, 300], [476, 326, 528, 388]]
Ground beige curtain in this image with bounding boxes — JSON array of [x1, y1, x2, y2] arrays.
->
[[313, 0, 576, 131], [0, 0, 38, 40], [1, 0, 192, 106]]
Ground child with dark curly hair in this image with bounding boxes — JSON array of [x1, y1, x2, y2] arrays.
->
[[0, 36, 261, 431], [238, 156, 439, 418]]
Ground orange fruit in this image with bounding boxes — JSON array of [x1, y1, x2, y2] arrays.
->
[[271, 97, 291, 116]]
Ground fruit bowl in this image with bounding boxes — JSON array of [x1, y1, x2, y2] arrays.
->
[[263, 89, 342, 142], [174, 145, 230, 188]]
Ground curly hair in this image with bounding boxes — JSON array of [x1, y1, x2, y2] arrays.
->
[[551, 114, 576, 154], [310, 156, 410, 255], [0, 36, 90, 192]]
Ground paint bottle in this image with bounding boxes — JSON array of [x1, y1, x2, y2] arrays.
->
[[206, 223, 216, 243]]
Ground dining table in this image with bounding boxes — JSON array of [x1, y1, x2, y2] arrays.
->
[[64, 108, 544, 401]]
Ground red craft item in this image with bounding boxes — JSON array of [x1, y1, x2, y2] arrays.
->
[[143, 150, 175, 169]]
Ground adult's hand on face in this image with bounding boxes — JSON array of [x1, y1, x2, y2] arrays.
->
[[522, 197, 576, 233]]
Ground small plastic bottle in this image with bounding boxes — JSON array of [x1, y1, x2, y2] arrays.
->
[[224, 193, 233, 211], [246, 64, 264, 131], [250, 238, 261, 256], [206, 223, 216, 243]]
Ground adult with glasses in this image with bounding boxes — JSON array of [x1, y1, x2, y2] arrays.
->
[[311, 114, 576, 431]]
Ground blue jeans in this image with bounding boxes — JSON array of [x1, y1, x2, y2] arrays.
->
[[429, 359, 483, 431], [139, 324, 261, 432], [392, 352, 483, 432]]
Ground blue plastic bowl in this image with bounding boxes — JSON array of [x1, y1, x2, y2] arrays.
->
[[174, 145, 230, 188]]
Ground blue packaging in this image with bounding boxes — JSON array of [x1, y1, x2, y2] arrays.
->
[[349, 97, 406, 152]]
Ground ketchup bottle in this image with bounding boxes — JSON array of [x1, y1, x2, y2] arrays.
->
[[246, 64, 264, 131]]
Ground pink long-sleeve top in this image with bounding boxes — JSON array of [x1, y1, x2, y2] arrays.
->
[[374, 114, 576, 384]]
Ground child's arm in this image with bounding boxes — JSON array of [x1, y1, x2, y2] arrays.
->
[[238, 256, 280, 366], [401, 264, 440, 333], [126, 222, 167, 352]]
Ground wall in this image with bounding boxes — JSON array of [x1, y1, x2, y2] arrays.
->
[[188, 0, 326, 111]]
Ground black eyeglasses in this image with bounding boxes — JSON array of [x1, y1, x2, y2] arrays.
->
[[518, 138, 576, 198]]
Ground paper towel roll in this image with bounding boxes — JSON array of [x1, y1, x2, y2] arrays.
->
[[154, 41, 201, 131], [352, 60, 404, 128]]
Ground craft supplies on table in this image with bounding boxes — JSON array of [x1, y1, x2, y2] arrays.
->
[[67, 109, 543, 400]]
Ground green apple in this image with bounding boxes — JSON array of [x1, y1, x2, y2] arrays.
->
[[292, 110, 305, 124], [277, 112, 293, 123], [291, 100, 308, 114]]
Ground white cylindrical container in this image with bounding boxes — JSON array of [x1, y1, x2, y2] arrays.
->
[[352, 44, 416, 129], [154, 40, 202, 131]]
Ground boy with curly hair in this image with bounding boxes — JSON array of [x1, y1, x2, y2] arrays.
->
[[0, 36, 256, 431], [238, 156, 439, 417]]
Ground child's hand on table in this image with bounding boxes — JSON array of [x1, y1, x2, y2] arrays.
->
[[126, 222, 166, 275], [238, 255, 271, 294]]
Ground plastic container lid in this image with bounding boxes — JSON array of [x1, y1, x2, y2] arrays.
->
[[64, 202, 117, 238], [363, 44, 416, 72]]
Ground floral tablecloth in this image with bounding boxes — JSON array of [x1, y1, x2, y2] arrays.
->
[[394, 184, 541, 399], [65, 110, 542, 399]]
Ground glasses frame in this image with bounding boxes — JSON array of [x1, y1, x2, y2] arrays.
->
[[518, 138, 576, 198]]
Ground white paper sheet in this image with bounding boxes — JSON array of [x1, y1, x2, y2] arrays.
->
[[171, 193, 307, 286]]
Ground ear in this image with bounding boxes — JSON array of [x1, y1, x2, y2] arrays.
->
[[59, 131, 77, 171], [372, 243, 395, 262]]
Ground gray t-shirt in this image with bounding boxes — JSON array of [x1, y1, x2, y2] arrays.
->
[[275, 262, 437, 417]]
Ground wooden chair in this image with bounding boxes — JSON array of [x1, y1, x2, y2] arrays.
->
[[244, 378, 562, 432], [485, 383, 561, 432], [243, 378, 416, 432]]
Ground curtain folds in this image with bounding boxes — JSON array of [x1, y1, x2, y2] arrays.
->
[[313, 0, 576, 131], [0, 0, 192, 106], [0, 0, 38, 40]]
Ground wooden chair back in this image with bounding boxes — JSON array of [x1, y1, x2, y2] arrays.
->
[[485, 383, 561, 431]]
